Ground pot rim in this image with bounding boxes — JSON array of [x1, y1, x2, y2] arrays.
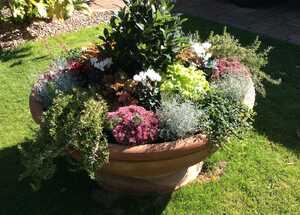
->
[[30, 91, 213, 162]]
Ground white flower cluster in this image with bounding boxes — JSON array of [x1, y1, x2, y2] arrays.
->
[[90, 57, 113, 71], [191, 41, 212, 62], [133, 69, 162, 83]]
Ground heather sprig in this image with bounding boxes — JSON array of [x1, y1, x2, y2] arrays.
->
[[211, 58, 251, 80], [107, 105, 159, 145]]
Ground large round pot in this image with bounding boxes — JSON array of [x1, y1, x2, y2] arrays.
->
[[29, 91, 217, 193]]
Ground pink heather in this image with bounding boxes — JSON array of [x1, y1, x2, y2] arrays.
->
[[211, 58, 251, 80], [108, 105, 159, 145], [68, 61, 83, 71]]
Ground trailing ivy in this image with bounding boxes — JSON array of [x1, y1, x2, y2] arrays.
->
[[20, 89, 109, 189]]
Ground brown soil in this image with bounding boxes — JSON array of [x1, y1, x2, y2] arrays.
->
[[197, 160, 228, 183]]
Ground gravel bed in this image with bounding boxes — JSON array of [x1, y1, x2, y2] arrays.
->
[[0, 10, 113, 50]]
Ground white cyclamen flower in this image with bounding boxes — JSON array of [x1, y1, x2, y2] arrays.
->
[[140, 72, 148, 81], [94, 62, 103, 70], [133, 69, 161, 83], [191, 41, 212, 59], [191, 42, 205, 57], [202, 42, 212, 50], [133, 74, 142, 82], [145, 69, 161, 82], [133, 71, 147, 83]]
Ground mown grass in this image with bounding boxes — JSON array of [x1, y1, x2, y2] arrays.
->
[[0, 17, 299, 215]]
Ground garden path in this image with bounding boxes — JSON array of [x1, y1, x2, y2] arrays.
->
[[2, 0, 299, 48], [175, 0, 300, 45], [90, 0, 125, 12]]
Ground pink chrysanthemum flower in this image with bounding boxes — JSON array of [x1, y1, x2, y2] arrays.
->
[[108, 105, 159, 145]]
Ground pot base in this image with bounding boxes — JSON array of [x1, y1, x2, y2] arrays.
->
[[96, 162, 203, 194]]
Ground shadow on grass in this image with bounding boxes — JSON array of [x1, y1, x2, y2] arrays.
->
[[182, 17, 300, 154], [254, 83, 300, 154], [0, 141, 171, 215], [252, 39, 300, 154], [0, 45, 50, 68], [0, 46, 32, 67]]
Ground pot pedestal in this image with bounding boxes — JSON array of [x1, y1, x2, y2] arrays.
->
[[97, 162, 203, 194]]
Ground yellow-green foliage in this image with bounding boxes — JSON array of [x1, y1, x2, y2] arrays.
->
[[160, 63, 209, 101], [3, 0, 90, 22]]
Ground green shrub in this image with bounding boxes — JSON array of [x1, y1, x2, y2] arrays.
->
[[20, 89, 109, 189], [160, 63, 210, 101], [46, 0, 91, 21], [99, 0, 187, 74], [5, 0, 90, 22], [198, 90, 255, 144], [208, 28, 280, 96]]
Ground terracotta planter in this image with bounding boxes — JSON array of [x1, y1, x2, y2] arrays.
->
[[29, 91, 217, 193], [242, 78, 256, 109]]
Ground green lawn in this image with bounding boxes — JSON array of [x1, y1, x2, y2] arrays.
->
[[0, 17, 300, 215]]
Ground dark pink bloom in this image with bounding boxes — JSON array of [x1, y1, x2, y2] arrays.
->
[[68, 61, 84, 71], [211, 58, 251, 80], [108, 105, 159, 145]]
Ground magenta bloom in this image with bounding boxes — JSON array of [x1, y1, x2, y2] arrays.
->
[[68, 60, 86, 71], [108, 105, 159, 145], [212, 58, 251, 79]]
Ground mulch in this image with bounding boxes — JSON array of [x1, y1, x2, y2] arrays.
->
[[0, 10, 112, 50]]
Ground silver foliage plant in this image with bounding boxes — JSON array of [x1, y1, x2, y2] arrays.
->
[[211, 73, 252, 103], [156, 95, 204, 141], [34, 59, 79, 109]]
